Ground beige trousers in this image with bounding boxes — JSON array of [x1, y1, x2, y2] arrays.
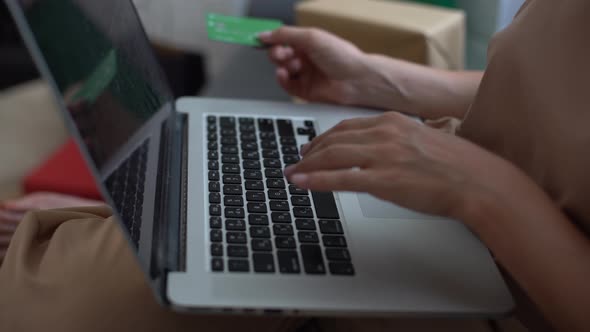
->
[[0, 206, 517, 332]]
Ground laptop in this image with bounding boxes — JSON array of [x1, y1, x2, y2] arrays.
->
[[6, 0, 513, 316]]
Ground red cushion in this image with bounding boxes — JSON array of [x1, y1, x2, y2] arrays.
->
[[23, 138, 102, 200]]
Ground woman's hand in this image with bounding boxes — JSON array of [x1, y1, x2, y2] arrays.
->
[[0, 192, 102, 261], [258, 27, 373, 106], [284, 112, 521, 219]]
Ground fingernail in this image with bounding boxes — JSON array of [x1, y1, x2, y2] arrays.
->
[[290, 174, 309, 187], [257, 31, 273, 41], [291, 174, 309, 188], [300, 143, 311, 156]]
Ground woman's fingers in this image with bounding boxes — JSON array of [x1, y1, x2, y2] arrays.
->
[[290, 169, 377, 193], [301, 116, 382, 156], [286, 144, 376, 177]]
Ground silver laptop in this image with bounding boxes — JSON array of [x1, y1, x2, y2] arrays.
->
[[7, 0, 513, 316]]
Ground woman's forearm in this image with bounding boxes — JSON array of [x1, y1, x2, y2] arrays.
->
[[459, 167, 590, 332], [353, 54, 483, 120]]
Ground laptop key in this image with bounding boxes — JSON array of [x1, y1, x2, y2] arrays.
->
[[221, 146, 238, 154], [251, 239, 273, 251], [207, 115, 216, 124], [242, 151, 260, 160], [222, 164, 240, 174], [277, 119, 295, 137], [291, 196, 311, 206], [295, 219, 316, 231], [329, 262, 355, 276], [253, 253, 275, 273], [208, 171, 220, 181], [226, 232, 247, 244], [222, 155, 239, 164], [273, 224, 294, 236], [258, 118, 274, 132], [224, 195, 244, 206], [293, 207, 314, 218], [209, 205, 221, 216], [301, 245, 326, 274], [244, 170, 263, 180], [266, 179, 285, 189], [240, 133, 257, 142], [209, 182, 220, 192], [281, 145, 299, 155], [241, 141, 258, 151], [208, 151, 218, 160], [275, 236, 296, 249], [261, 140, 277, 149], [225, 207, 245, 219], [323, 235, 347, 247], [283, 155, 300, 165], [263, 158, 282, 168], [211, 258, 224, 272], [311, 192, 340, 219], [278, 250, 301, 274], [207, 141, 218, 150], [227, 245, 248, 257], [228, 259, 249, 272], [208, 160, 219, 170], [298, 231, 319, 243], [262, 149, 280, 159], [209, 193, 221, 204], [210, 230, 223, 242], [247, 202, 267, 214], [240, 124, 256, 133], [223, 174, 242, 184], [207, 124, 217, 133], [246, 191, 266, 202], [221, 137, 237, 145], [245, 180, 264, 191], [280, 137, 297, 146], [226, 219, 246, 231], [219, 116, 236, 128], [250, 226, 271, 238], [207, 132, 217, 141], [211, 243, 223, 257], [271, 212, 292, 223], [221, 128, 236, 136], [325, 248, 352, 261], [319, 220, 344, 234], [239, 117, 254, 125], [223, 185, 242, 195], [270, 200, 289, 211], [259, 132, 276, 141], [268, 189, 288, 200], [210, 217, 222, 229], [265, 168, 283, 178], [289, 185, 308, 196], [243, 160, 261, 170], [248, 214, 269, 225]]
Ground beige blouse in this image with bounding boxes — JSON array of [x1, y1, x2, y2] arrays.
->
[[458, 0, 590, 236]]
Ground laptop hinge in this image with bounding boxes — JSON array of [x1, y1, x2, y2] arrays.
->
[[150, 113, 187, 285]]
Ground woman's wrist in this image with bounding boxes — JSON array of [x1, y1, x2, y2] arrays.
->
[[345, 53, 408, 111]]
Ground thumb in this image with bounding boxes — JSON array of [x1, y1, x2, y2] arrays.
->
[[258, 26, 316, 51]]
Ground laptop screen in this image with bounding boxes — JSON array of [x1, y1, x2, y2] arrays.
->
[[12, 0, 173, 170]]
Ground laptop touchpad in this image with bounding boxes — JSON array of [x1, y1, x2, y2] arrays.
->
[[356, 193, 443, 220]]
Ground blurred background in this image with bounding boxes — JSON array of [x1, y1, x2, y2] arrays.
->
[[0, 0, 524, 200]]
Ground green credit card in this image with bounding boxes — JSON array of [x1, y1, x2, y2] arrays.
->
[[206, 13, 283, 47]]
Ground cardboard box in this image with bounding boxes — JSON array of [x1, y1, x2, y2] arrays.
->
[[296, 0, 465, 69]]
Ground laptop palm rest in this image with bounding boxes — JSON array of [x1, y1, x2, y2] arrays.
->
[[356, 193, 444, 220]]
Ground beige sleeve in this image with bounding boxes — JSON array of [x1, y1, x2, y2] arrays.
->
[[0, 206, 299, 332]]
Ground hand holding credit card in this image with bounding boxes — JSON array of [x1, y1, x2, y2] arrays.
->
[[207, 13, 283, 47]]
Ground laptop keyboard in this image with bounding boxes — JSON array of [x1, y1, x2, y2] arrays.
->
[[206, 115, 355, 276], [105, 140, 149, 248]]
